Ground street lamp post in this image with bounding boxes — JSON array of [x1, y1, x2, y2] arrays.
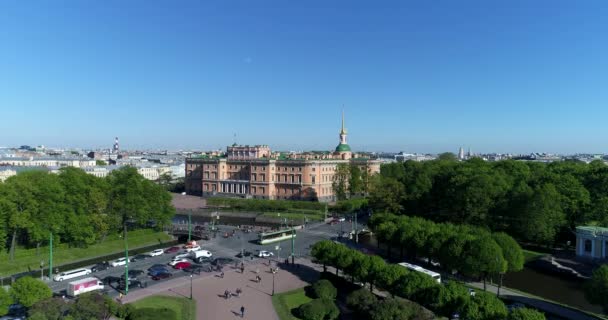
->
[[272, 268, 276, 296], [188, 211, 192, 243], [190, 273, 193, 300]]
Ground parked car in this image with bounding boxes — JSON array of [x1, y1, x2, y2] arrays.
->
[[212, 257, 235, 266], [116, 279, 146, 291], [102, 276, 121, 285], [185, 245, 201, 252], [173, 262, 191, 270], [148, 249, 164, 257], [121, 270, 144, 281], [236, 251, 253, 258], [110, 257, 129, 267], [183, 264, 205, 275], [175, 252, 190, 259], [194, 256, 213, 264], [164, 246, 181, 254], [151, 272, 173, 281], [148, 264, 168, 272], [91, 262, 110, 272], [168, 258, 190, 266], [258, 251, 274, 258], [131, 254, 150, 262], [149, 268, 171, 277], [53, 268, 92, 282]]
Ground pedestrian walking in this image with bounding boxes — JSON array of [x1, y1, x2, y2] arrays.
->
[[240, 306, 245, 318], [236, 288, 242, 297], [255, 267, 259, 274], [224, 290, 230, 299], [240, 263, 245, 274], [220, 271, 224, 278]]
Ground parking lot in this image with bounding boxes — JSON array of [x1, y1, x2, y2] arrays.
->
[[46, 220, 358, 297]]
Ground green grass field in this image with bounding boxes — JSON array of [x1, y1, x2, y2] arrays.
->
[[272, 287, 312, 320], [130, 295, 196, 320], [523, 249, 546, 262], [0, 229, 172, 276]]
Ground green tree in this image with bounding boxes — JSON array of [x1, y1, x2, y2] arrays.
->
[[370, 298, 430, 320], [334, 244, 354, 276], [393, 271, 438, 300], [508, 308, 546, 320], [28, 297, 67, 320], [297, 298, 339, 320], [96, 160, 107, 166], [69, 292, 114, 320], [517, 184, 566, 245], [585, 265, 608, 312], [368, 176, 405, 213], [0, 287, 13, 315], [332, 163, 350, 201], [349, 164, 364, 195], [0, 175, 36, 260], [462, 291, 508, 320], [376, 264, 408, 295], [346, 288, 377, 318], [461, 236, 507, 290], [311, 240, 337, 273], [492, 232, 524, 292], [311, 280, 338, 300], [438, 152, 458, 161], [10, 277, 52, 307], [433, 281, 471, 316], [365, 255, 386, 291]]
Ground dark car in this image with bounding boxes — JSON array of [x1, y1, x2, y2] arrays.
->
[[164, 246, 181, 254], [151, 272, 172, 281], [121, 269, 144, 281], [194, 256, 213, 264], [116, 279, 147, 291], [148, 264, 167, 271], [132, 254, 150, 262], [236, 251, 253, 258], [183, 264, 209, 275], [149, 268, 170, 277], [102, 276, 121, 285], [91, 262, 110, 272], [212, 257, 235, 267]]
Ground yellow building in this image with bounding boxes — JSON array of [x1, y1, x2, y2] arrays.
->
[[185, 114, 380, 202]]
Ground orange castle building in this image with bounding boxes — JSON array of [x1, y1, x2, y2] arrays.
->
[[185, 113, 380, 202]]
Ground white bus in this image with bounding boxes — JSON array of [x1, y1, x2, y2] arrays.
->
[[398, 262, 441, 284]]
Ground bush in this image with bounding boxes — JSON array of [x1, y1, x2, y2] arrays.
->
[[127, 307, 177, 320], [346, 288, 377, 317], [508, 307, 546, 320], [297, 298, 339, 320], [370, 298, 433, 320], [311, 279, 338, 300], [10, 277, 52, 308], [461, 291, 508, 320]]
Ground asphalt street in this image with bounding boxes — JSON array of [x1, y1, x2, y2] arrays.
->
[[45, 220, 359, 297]]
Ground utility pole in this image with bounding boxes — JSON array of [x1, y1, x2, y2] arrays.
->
[[188, 211, 192, 243], [124, 222, 129, 295], [48, 232, 53, 279], [291, 222, 295, 265]]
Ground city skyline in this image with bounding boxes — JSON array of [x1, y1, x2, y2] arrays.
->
[[1, 1, 608, 154]]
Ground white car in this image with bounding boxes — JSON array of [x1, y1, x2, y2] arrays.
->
[[175, 252, 190, 259], [148, 249, 164, 257], [185, 245, 201, 252], [338, 217, 346, 222], [110, 257, 129, 267], [168, 258, 189, 266], [258, 251, 274, 258]]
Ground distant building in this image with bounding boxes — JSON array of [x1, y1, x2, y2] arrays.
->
[[458, 147, 465, 160], [0, 157, 96, 168], [185, 112, 380, 201], [576, 226, 608, 259], [0, 169, 16, 182]]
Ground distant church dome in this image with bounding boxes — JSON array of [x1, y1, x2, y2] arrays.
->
[[335, 143, 352, 152]]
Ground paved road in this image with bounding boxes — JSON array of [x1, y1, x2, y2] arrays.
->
[[45, 220, 354, 297]]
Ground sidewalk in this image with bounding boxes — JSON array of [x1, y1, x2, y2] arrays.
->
[[122, 259, 314, 320]]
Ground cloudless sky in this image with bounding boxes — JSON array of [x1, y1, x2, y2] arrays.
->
[[1, 1, 607, 154]]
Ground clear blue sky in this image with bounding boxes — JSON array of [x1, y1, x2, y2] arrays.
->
[[1, 1, 607, 154]]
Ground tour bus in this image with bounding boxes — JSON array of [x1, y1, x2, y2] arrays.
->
[[53, 268, 92, 282], [398, 262, 441, 284], [258, 228, 296, 244]]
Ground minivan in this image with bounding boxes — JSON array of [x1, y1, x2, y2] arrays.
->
[[53, 268, 92, 282]]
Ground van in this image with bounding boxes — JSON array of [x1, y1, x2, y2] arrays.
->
[[53, 268, 92, 282]]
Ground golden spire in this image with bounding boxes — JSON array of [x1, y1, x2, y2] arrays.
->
[[340, 109, 347, 135]]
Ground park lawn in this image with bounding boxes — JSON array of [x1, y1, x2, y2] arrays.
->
[[523, 249, 546, 262], [0, 229, 172, 276], [272, 287, 312, 320], [130, 295, 196, 320]]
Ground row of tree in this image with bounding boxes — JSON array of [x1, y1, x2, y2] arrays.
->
[[311, 240, 544, 320], [368, 158, 608, 246], [331, 163, 370, 200], [368, 213, 524, 290], [0, 166, 175, 259]]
